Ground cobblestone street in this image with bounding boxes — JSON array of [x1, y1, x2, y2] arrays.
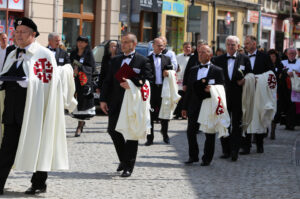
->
[[1, 114, 300, 199]]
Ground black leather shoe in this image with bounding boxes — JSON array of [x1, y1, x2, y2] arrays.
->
[[200, 162, 210, 166], [220, 154, 230, 159], [25, 185, 47, 195], [184, 158, 199, 165], [144, 140, 153, 146], [116, 163, 124, 172], [163, 137, 170, 144], [239, 149, 250, 155], [121, 170, 132, 177]]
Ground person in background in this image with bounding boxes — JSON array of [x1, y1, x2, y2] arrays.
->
[[174, 42, 193, 119], [98, 40, 120, 92], [0, 33, 8, 71], [268, 49, 284, 140], [297, 48, 300, 58], [159, 36, 178, 71], [47, 32, 70, 66], [4, 32, 17, 65], [215, 48, 225, 56], [70, 36, 96, 137]]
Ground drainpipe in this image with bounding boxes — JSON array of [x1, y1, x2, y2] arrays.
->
[[105, 0, 112, 40], [213, 1, 216, 54], [257, 4, 261, 47], [53, 0, 59, 33]]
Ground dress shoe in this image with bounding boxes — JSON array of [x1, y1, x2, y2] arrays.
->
[[25, 185, 47, 195], [231, 151, 238, 162], [163, 137, 170, 144], [220, 154, 230, 159], [239, 149, 250, 155], [257, 147, 264, 153], [116, 163, 124, 172], [184, 158, 199, 165], [144, 140, 153, 146], [200, 162, 210, 166], [121, 170, 132, 177]]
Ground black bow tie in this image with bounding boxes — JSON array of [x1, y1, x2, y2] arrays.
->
[[199, 64, 208, 69], [226, 56, 236, 59], [249, 54, 256, 58], [16, 48, 26, 58], [155, 54, 162, 58], [288, 60, 296, 64], [122, 54, 134, 59], [184, 54, 191, 57], [50, 48, 56, 52]]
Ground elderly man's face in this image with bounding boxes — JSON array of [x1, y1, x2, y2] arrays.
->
[[15, 25, 36, 48], [49, 35, 61, 49], [226, 39, 239, 56], [0, 34, 8, 48], [287, 49, 297, 61]]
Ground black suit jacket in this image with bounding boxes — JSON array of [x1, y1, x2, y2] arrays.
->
[[100, 52, 153, 132], [182, 53, 199, 86], [249, 50, 272, 75], [4, 45, 16, 65], [147, 54, 172, 85], [47, 46, 71, 66], [183, 64, 225, 120], [212, 53, 251, 111]]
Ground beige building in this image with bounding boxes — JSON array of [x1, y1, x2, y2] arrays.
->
[[0, 0, 120, 50]]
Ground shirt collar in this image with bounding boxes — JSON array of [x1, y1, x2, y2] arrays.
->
[[124, 50, 135, 57], [248, 49, 257, 56], [226, 52, 237, 58]]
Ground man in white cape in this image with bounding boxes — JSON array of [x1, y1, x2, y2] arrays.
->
[[0, 17, 76, 195]]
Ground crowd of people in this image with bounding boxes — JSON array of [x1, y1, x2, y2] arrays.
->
[[0, 16, 299, 196]]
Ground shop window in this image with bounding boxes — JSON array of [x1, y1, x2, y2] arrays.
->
[[0, 0, 24, 45], [217, 20, 235, 50], [139, 11, 154, 42], [63, 0, 95, 51]]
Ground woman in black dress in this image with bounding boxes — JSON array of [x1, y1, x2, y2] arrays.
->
[[70, 36, 96, 137]]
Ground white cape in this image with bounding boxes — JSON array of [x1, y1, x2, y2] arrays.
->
[[198, 85, 230, 138], [0, 42, 77, 172], [247, 71, 277, 134], [159, 70, 181, 119], [115, 80, 151, 141]]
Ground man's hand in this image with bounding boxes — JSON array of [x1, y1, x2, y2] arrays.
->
[[100, 102, 109, 115], [163, 70, 169, 77], [237, 78, 245, 86], [96, 88, 100, 94], [181, 110, 187, 119], [204, 85, 211, 93], [120, 78, 130, 89]]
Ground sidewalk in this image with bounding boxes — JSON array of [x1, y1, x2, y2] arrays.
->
[[1, 115, 300, 199]]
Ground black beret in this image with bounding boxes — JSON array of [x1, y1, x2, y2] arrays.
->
[[14, 17, 40, 38]]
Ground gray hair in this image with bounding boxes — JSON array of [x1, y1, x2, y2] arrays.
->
[[197, 39, 208, 46], [287, 47, 297, 53], [226, 35, 240, 45], [48, 32, 60, 41]]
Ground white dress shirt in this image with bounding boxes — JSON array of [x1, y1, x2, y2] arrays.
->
[[197, 61, 211, 80], [248, 49, 257, 70], [121, 50, 135, 67], [17, 43, 34, 68], [227, 52, 237, 80], [153, 53, 163, 85], [282, 59, 300, 73], [176, 53, 191, 90]]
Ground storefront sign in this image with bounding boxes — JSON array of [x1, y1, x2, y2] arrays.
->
[[187, 5, 201, 33], [247, 10, 259, 24], [0, 0, 7, 8], [261, 16, 272, 30], [8, 0, 24, 10], [162, 0, 184, 17], [226, 12, 231, 25], [140, 0, 162, 12]]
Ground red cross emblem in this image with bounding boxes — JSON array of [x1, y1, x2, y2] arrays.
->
[[33, 58, 53, 83], [141, 83, 150, 101], [267, 74, 276, 89], [216, 96, 224, 115]]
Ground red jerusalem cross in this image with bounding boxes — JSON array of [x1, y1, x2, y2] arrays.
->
[[267, 74, 276, 89], [33, 58, 53, 83], [216, 96, 224, 115], [141, 83, 150, 101]]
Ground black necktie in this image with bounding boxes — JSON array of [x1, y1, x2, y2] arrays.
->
[[16, 48, 26, 58], [226, 56, 236, 59], [288, 60, 296, 64], [249, 54, 256, 58], [122, 54, 133, 59], [199, 64, 208, 69], [155, 54, 162, 58]]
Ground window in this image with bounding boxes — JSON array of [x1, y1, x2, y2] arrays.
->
[[217, 19, 235, 50], [139, 11, 154, 42], [63, 0, 95, 51]]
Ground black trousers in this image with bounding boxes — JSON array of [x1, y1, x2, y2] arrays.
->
[[186, 117, 216, 163], [241, 133, 264, 151], [173, 90, 185, 117], [108, 130, 138, 171], [220, 107, 242, 156], [286, 102, 299, 128], [147, 118, 169, 142], [0, 124, 47, 191]]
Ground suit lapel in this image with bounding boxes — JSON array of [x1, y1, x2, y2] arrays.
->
[[55, 48, 60, 62], [252, 51, 259, 73], [222, 55, 230, 82], [148, 55, 156, 82]]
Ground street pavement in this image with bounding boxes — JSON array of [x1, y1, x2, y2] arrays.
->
[[1, 114, 300, 199]]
